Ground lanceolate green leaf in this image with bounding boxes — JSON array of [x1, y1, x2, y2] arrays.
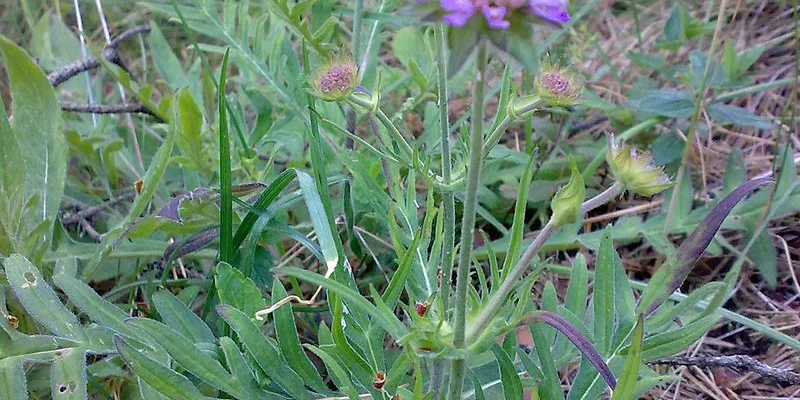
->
[[114, 336, 213, 400], [84, 95, 178, 279], [271, 281, 327, 392], [3, 254, 84, 340], [491, 344, 523, 400], [215, 305, 311, 399], [279, 267, 408, 339], [611, 316, 643, 400], [126, 318, 240, 397], [214, 262, 267, 317], [593, 226, 615, 355], [152, 291, 215, 344]]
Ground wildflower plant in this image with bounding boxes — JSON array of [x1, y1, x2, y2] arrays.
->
[[1, 1, 797, 400]]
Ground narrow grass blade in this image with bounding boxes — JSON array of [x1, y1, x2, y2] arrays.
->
[[637, 178, 773, 316], [218, 48, 233, 263]]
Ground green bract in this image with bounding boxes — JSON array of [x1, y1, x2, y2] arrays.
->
[[607, 134, 673, 196], [550, 159, 586, 227]]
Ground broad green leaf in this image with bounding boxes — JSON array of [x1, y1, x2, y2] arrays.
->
[[626, 90, 694, 118], [126, 318, 240, 397], [175, 89, 210, 173], [214, 262, 267, 316], [610, 317, 643, 400], [0, 35, 67, 259], [491, 344, 523, 400], [114, 336, 213, 400], [3, 254, 84, 339], [149, 22, 188, 89], [296, 171, 339, 273], [152, 291, 215, 344], [50, 347, 88, 400], [215, 305, 311, 399], [271, 281, 327, 392], [0, 358, 27, 399], [84, 99, 178, 278], [469, 369, 487, 400], [304, 345, 360, 400], [747, 230, 777, 288], [708, 104, 772, 130], [722, 148, 745, 196]]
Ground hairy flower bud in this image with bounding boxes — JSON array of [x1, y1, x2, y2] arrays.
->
[[535, 64, 584, 107], [310, 56, 358, 102], [550, 159, 585, 227], [607, 134, 672, 196]]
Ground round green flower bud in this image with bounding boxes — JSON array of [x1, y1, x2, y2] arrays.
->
[[607, 134, 672, 196]]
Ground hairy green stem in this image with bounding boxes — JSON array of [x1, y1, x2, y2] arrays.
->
[[466, 182, 624, 343], [431, 22, 454, 399], [663, 0, 729, 234], [436, 22, 456, 311], [446, 39, 488, 400], [352, 0, 363, 63]]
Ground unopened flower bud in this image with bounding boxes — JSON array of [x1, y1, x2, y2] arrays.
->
[[311, 56, 358, 102], [607, 134, 672, 196], [536, 65, 584, 107], [508, 94, 542, 121], [550, 159, 585, 227]]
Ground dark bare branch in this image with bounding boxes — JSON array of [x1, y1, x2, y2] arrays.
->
[[60, 102, 164, 121], [47, 25, 151, 87], [651, 355, 800, 386]]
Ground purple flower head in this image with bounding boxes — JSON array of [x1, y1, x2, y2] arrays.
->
[[417, 0, 569, 29], [529, 0, 571, 24]]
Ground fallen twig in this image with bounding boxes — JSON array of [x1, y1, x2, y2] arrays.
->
[[650, 355, 800, 386]]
